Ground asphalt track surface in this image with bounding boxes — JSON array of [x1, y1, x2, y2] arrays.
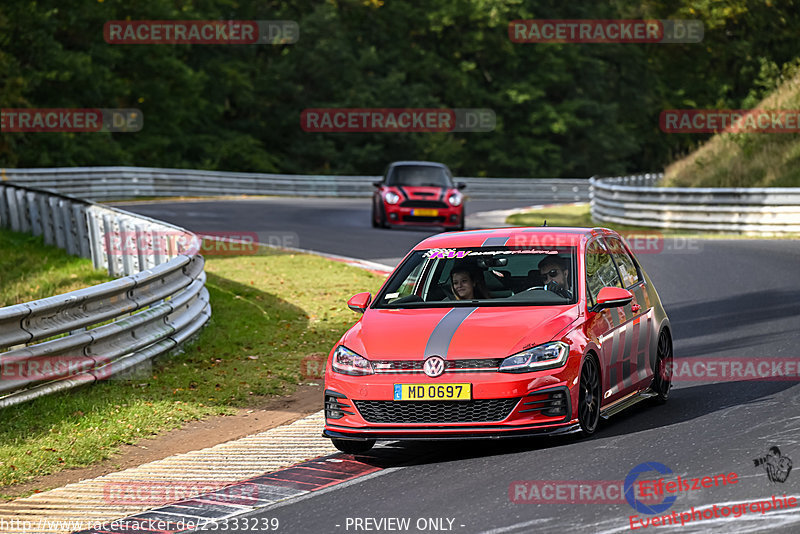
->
[[116, 197, 800, 534]]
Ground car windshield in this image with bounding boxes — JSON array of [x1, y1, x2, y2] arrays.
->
[[374, 246, 578, 308], [386, 166, 452, 187]]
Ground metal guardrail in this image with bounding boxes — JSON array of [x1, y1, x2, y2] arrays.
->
[[0, 166, 591, 201], [591, 174, 800, 234], [0, 182, 210, 408]]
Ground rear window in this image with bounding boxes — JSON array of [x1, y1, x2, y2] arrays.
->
[[374, 246, 578, 308]]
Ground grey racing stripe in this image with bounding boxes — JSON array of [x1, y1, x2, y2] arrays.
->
[[482, 236, 509, 246], [424, 307, 478, 359]]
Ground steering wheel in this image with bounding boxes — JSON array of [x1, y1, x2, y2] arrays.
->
[[520, 284, 572, 299], [520, 285, 546, 292]]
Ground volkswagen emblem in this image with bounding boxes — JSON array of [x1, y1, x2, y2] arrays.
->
[[423, 356, 446, 378]]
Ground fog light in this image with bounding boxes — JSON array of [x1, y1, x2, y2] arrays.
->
[[325, 390, 354, 420], [543, 391, 567, 416], [389, 213, 398, 220]]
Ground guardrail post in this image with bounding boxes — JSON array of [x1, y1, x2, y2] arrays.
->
[[5, 188, 21, 231], [0, 185, 9, 227], [135, 223, 153, 271], [17, 189, 31, 233], [50, 197, 66, 249], [152, 226, 165, 266], [61, 200, 79, 256], [103, 214, 120, 277], [73, 204, 91, 259], [38, 193, 54, 245], [86, 208, 105, 270], [121, 218, 137, 275], [27, 192, 42, 236]]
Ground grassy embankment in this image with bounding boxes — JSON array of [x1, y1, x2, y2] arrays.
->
[[664, 71, 800, 188], [0, 228, 383, 497], [511, 72, 800, 231]]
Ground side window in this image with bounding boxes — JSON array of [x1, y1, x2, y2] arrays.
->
[[585, 239, 622, 305], [391, 259, 427, 301], [605, 238, 641, 288]]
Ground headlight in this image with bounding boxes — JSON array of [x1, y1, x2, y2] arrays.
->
[[498, 341, 570, 373], [447, 193, 462, 206], [384, 192, 400, 205], [332, 346, 374, 375]]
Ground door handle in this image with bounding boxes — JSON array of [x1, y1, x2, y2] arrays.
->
[[631, 303, 641, 313]]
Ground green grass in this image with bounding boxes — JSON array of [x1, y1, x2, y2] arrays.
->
[[507, 203, 800, 238], [0, 246, 384, 495], [0, 228, 111, 307], [663, 71, 800, 188]]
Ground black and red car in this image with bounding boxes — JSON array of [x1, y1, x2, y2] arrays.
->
[[372, 161, 466, 230]]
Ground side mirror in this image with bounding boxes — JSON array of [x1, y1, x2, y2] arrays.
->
[[456, 182, 467, 190], [594, 287, 633, 310], [372, 181, 382, 188], [347, 292, 372, 314]]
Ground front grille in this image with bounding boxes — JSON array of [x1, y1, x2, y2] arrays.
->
[[372, 358, 504, 374], [403, 215, 446, 223], [353, 398, 520, 423], [400, 200, 448, 208], [451, 358, 504, 369]]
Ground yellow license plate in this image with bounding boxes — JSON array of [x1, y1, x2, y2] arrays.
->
[[394, 383, 471, 401], [412, 208, 439, 216]]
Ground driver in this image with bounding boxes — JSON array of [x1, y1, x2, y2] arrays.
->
[[537, 256, 572, 298], [451, 267, 489, 300]]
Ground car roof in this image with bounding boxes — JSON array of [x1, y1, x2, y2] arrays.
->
[[413, 227, 619, 250], [387, 161, 450, 169]]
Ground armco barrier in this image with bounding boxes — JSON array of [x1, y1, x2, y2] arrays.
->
[[591, 174, 800, 234], [0, 182, 209, 408], [0, 166, 591, 201]]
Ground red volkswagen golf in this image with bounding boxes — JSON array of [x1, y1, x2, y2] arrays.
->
[[372, 161, 466, 230], [323, 227, 673, 453]]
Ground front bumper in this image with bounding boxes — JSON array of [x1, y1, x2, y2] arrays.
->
[[384, 204, 463, 227], [323, 374, 578, 441], [323, 423, 580, 442]]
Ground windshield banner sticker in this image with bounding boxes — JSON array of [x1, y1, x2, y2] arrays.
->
[[424, 248, 560, 259]]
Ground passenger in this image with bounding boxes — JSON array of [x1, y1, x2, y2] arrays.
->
[[451, 268, 489, 300], [537, 256, 572, 298]]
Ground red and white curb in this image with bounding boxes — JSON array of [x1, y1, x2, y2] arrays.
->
[[0, 412, 383, 534]]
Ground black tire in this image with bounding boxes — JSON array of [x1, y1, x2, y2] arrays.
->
[[578, 354, 601, 437], [652, 330, 673, 404], [332, 438, 375, 454], [378, 204, 389, 228], [371, 205, 379, 227]]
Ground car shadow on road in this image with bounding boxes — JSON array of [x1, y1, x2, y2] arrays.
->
[[666, 288, 800, 353]]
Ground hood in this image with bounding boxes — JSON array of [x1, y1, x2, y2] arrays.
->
[[393, 185, 449, 200], [342, 305, 579, 360]]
